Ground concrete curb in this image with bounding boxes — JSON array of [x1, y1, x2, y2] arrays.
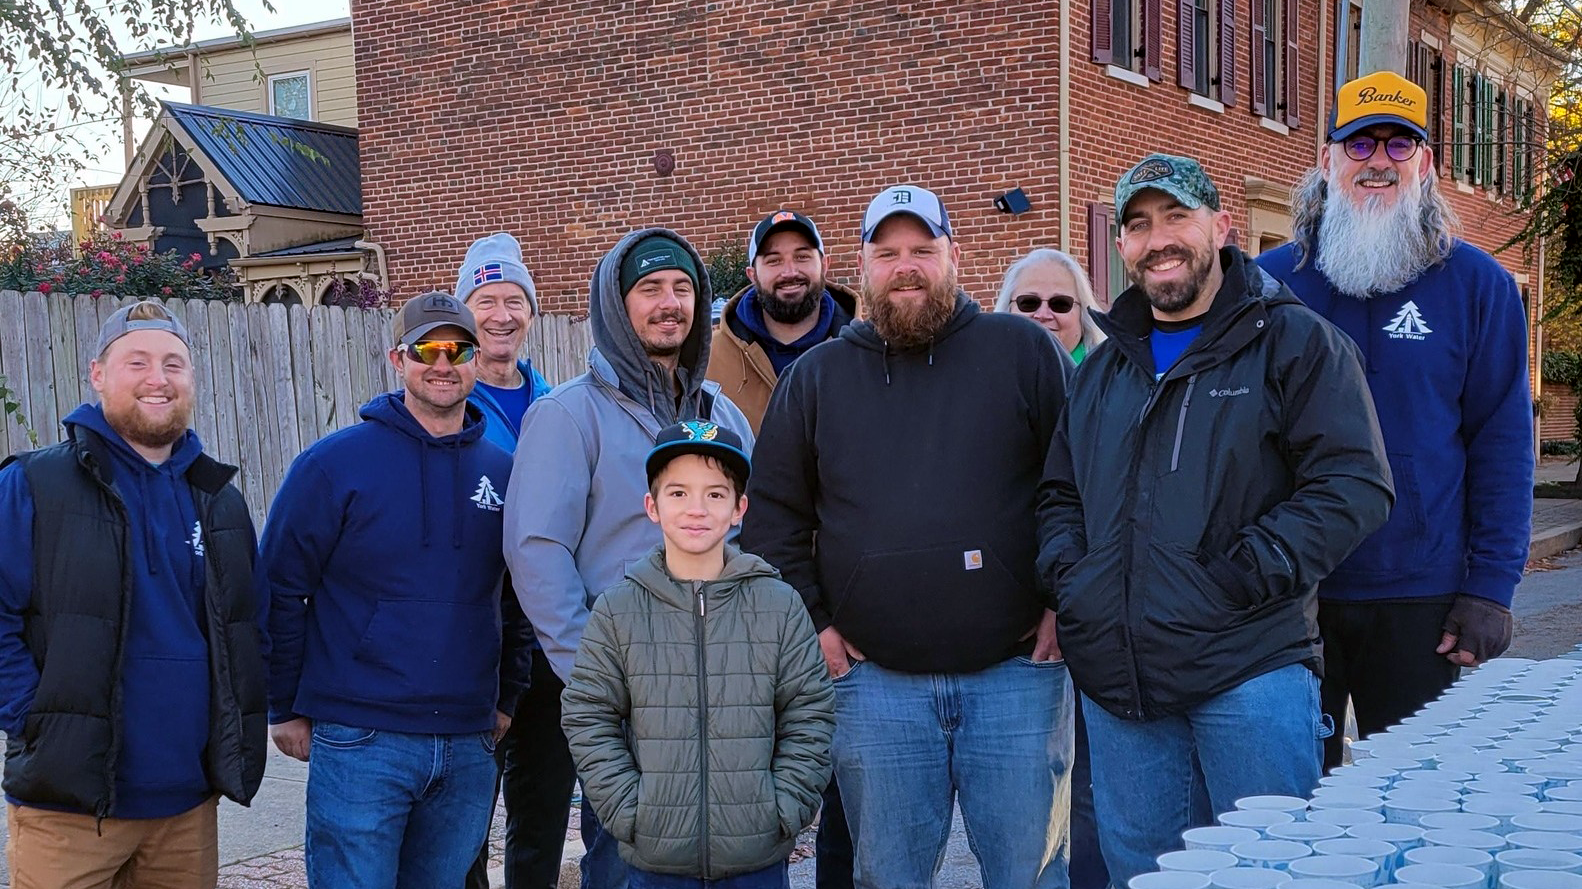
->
[[1530, 518, 1582, 561]]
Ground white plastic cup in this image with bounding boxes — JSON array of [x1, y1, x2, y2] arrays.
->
[[1497, 872, 1582, 889], [1269, 823, 1349, 844], [1322, 773, 1391, 791], [1309, 809, 1388, 829], [1209, 867, 1294, 889], [1281, 880, 1364, 889], [1465, 794, 1547, 830], [1220, 810, 1299, 834], [1239, 795, 1313, 822], [1506, 832, 1582, 855], [1314, 839, 1399, 881], [1403, 845, 1495, 883], [1161, 850, 1243, 874], [1494, 848, 1582, 878], [1421, 812, 1505, 833], [1423, 828, 1509, 854], [1384, 796, 1458, 826], [1509, 813, 1582, 834], [1287, 856, 1381, 888], [1544, 785, 1582, 803], [1541, 802, 1582, 816], [1186, 826, 1265, 853], [1312, 789, 1388, 809], [1232, 840, 1315, 871], [1130, 872, 1214, 889], [1393, 863, 1487, 889]]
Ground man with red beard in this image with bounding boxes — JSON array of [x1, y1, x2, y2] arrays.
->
[[1258, 72, 1533, 771], [708, 210, 859, 433], [743, 185, 1074, 889], [0, 301, 267, 888], [1039, 154, 1392, 885]]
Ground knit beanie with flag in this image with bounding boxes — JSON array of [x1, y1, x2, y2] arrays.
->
[[454, 232, 540, 315]]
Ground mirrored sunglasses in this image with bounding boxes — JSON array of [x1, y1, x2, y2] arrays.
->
[[403, 340, 477, 365]]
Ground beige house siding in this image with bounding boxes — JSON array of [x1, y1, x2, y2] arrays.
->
[[197, 32, 357, 126]]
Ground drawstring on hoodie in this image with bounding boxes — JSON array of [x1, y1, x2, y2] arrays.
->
[[880, 337, 937, 386]]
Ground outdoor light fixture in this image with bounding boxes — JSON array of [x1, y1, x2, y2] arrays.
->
[[993, 188, 1032, 215]]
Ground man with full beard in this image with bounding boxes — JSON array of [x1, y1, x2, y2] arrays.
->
[[743, 185, 1075, 889], [1037, 155, 1393, 885], [0, 301, 267, 887], [708, 210, 859, 433], [1257, 71, 1533, 770]]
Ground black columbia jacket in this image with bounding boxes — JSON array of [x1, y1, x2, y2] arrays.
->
[[1037, 248, 1393, 720]]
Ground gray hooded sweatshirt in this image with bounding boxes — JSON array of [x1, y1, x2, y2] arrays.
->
[[503, 228, 755, 682]]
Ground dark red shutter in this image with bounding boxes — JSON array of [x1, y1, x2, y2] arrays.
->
[[1179, 0, 1198, 88], [1219, 0, 1238, 104], [1145, 0, 1164, 80], [1094, 0, 1114, 64], [1250, 0, 1268, 116], [1282, 0, 1300, 126], [1088, 203, 1113, 310]]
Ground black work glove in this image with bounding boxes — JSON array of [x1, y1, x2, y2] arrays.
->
[[1438, 594, 1513, 666]]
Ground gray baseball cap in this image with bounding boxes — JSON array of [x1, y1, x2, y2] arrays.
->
[[393, 291, 478, 345], [1114, 154, 1222, 218], [94, 301, 191, 356], [861, 185, 953, 242]]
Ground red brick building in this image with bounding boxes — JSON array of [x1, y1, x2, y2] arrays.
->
[[349, 0, 1562, 379]]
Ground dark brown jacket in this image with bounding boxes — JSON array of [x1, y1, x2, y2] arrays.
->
[[707, 283, 859, 433]]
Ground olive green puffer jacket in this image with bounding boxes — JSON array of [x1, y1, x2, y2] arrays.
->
[[561, 546, 834, 879]]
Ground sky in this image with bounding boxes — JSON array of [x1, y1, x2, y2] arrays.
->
[[26, 0, 348, 227]]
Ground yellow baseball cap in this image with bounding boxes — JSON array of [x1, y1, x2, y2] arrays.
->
[[1329, 71, 1429, 142]]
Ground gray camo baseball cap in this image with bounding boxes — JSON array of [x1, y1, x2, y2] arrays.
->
[[94, 301, 191, 356], [1114, 154, 1222, 218]]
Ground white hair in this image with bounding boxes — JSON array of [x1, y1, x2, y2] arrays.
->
[[995, 248, 1107, 351]]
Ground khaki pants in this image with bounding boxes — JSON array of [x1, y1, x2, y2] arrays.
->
[[6, 796, 219, 889]]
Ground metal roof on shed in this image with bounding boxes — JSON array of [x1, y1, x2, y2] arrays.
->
[[165, 102, 361, 216]]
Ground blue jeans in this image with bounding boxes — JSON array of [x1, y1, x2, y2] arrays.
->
[[581, 798, 629, 889], [1082, 663, 1327, 887], [304, 720, 499, 889], [831, 656, 1073, 889], [629, 862, 789, 889]]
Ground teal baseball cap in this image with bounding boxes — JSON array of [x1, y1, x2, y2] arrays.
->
[[1114, 154, 1222, 219]]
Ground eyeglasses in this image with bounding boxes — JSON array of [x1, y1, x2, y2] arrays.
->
[[1341, 135, 1421, 163], [1014, 294, 1077, 314], [402, 341, 477, 365]]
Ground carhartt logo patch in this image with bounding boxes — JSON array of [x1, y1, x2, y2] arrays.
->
[[471, 476, 504, 511], [964, 550, 983, 571], [1130, 158, 1175, 184], [1383, 301, 1432, 340]]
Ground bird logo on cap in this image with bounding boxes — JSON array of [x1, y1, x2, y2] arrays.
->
[[681, 420, 719, 441]]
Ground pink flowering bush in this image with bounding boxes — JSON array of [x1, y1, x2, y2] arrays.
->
[[1, 224, 238, 301]]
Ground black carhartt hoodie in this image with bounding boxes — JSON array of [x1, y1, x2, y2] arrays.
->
[[742, 293, 1073, 674]]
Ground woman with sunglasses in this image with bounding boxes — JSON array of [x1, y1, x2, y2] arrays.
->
[[993, 248, 1109, 889], [995, 249, 1107, 364]]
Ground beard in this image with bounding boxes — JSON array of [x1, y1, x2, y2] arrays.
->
[[1316, 169, 1434, 299], [864, 268, 958, 348], [104, 395, 192, 452], [1127, 245, 1216, 315], [758, 275, 824, 325]]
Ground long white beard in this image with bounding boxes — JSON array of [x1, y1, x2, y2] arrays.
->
[[1315, 180, 1435, 299]]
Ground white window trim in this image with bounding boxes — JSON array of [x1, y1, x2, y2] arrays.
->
[[1419, 31, 1442, 50], [267, 70, 313, 120], [1106, 65, 1150, 88], [1188, 93, 1226, 114], [1259, 117, 1291, 135]]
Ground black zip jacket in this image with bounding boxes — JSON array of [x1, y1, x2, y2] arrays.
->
[[743, 294, 1072, 674], [1036, 248, 1393, 720]]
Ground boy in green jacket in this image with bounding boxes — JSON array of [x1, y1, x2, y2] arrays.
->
[[562, 420, 834, 888]]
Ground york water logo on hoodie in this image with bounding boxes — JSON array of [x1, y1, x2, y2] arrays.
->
[[189, 521, 205, 557], [471, 476, 504, 511], [1383, 301, 1433, 341]]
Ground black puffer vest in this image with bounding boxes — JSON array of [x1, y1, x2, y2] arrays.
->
[[2, 426, 267, 816]]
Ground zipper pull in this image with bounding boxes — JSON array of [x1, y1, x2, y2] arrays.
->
[[696, 582, 706, 618]]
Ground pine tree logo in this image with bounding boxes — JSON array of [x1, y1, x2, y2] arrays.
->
[[1382, 301, 1432, 340], [470, 476, 503, 511]]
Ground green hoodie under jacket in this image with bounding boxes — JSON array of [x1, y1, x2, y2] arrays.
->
[[561, 545, 834, 879]]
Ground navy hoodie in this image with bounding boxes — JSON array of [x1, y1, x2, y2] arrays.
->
[[0, 405, 221, 818], [262, 393, 515, 733], [1257, 241, 1533, 607]]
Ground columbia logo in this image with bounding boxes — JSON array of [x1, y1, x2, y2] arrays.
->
[[1209, 387, 1250, 398], [1383, 301, 1432, 340], [471, 476, 504, 511]]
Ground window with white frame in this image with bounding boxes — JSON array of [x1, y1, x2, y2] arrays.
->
[[269, 71, 312, 120], [1179, 0, 1237, 104]]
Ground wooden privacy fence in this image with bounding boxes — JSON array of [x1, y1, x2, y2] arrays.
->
[[0, 291, 592, 525]]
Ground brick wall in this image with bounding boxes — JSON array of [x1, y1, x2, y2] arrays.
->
[[351, 0, 1543, 327]]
